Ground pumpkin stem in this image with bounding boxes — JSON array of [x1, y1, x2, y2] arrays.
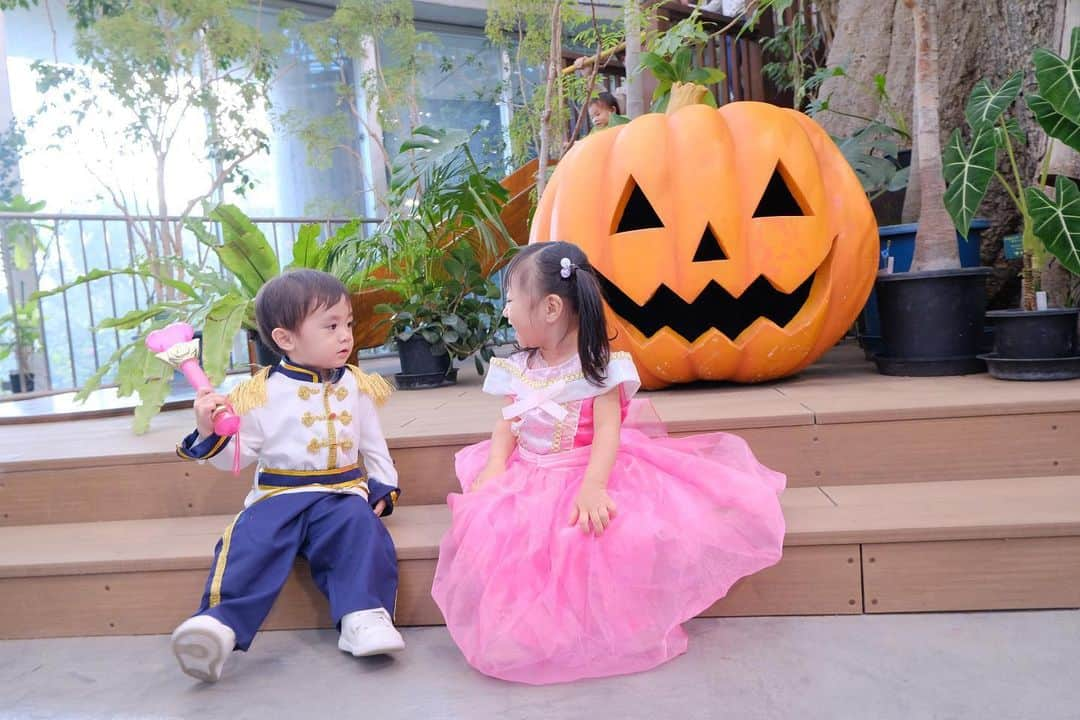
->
[[666, 82, 709, 113]]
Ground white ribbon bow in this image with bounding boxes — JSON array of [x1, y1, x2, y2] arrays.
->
[[502, 380, 569, 422]]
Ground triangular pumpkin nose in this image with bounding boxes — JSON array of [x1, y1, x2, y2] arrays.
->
[[692, 224, 727, 262]]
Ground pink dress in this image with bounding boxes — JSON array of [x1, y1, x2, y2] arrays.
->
[[430, 351, 786, 684]]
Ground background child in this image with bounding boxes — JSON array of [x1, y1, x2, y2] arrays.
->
[[431, 241, 786, 685], [588, 91, 627, 130], [171, 269, 403, 683]]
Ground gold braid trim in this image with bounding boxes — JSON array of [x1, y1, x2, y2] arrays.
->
[[347, 365, 393, 406], [227, 366, 270, 415]]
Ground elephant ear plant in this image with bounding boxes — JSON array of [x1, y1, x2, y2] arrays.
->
[[942, 27, 1080, 379]]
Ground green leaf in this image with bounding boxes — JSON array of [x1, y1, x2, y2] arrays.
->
[[640, 52, 677, 83], [29, 266, 196, 304], [113, 339, 173, 434], [73, 343, 130, 402], [993, 116, 1025, 147], [1028, 93, 1080, 154], [289, 223, 321, 269], [1027, 176, 1080, 275], [943, 127, 998, 238], [197, 204, 279, 298], [202, 293, 250, 384], [1033, 27, 1080, 123], [672, 47, 692, 82], [133, 373, 172, 435], [97, 303, 183, 330], [887, 166, 911, 193], [686, 67, 726, 86], [964, 72, 1022, 131]]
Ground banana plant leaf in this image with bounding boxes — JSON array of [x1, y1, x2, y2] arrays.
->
[[202, 292, 251, 384], [188, 204, 279, 298]]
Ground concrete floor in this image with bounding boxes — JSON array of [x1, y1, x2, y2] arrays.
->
[[1, 611, 1078, 720]]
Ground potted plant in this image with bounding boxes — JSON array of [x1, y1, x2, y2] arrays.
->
[[0, 195, 49, 393], [376, 242, 509, 389], [342, 126, 517, 354], [343, 126, 515, 388], [942, 28, 1080, 380], [871, 0, 993, 376], [809, 56, 993, 360], [0, 302, 41, 393]]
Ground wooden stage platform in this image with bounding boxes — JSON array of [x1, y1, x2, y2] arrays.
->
[[2, 342, 1080, 639]]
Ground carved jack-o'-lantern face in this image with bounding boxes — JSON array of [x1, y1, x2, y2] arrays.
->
[[529, 101, 878, 388]]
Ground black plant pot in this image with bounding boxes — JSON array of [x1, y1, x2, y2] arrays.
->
[[9, 371, 34, 393], [247, 329, 281, 371], [869, 149, 911, 227], [395, 335, 457, 390], [978, 308, 1080, 381], [874, 266, 992, 376]]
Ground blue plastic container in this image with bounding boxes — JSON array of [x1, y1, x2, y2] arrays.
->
[[877, 220, 985, 272], [858, 219, 990, 356]]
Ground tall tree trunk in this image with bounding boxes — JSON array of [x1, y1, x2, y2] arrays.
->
[[907, 0, 958, 272], [817, 0, 1062, 301], [537, 0, 562, 199], [623, 0, 645, 118]]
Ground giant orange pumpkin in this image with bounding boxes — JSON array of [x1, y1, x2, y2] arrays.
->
[[529, 100, 878, 388]]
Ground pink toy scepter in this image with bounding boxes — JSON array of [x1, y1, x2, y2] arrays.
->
[[147, 322, 242, 473]]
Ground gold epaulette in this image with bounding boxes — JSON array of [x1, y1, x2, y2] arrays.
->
[[228, 366, 271, 415], [347, 365, 393, 406]]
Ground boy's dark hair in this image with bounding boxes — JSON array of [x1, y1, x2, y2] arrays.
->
[[255, 269, 349, 355], [589, 91, 620, 114], [504, 241, 610, 386]]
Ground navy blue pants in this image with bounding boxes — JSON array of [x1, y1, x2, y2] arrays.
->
[[195, 492, 397, 650]]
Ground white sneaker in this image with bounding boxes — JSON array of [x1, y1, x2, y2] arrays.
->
[[171, 615, 236, 683], [338, 607, 405, 656]]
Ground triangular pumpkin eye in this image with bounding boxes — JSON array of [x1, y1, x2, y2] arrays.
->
[[692, 224, 727, 262], [753, 165, 806, 217], [614, 178, 665, 233]]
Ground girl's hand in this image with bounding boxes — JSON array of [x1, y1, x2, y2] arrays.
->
[[470, 466, 501, 492], [569, 483, 617, 535], [194, 387, 230, 438], [372, 499, 387, 516]]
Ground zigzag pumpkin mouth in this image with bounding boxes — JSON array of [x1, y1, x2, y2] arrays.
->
[[595, 239, 834, 343]]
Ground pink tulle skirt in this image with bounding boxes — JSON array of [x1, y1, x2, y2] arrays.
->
[[430, 427, 786, 685]]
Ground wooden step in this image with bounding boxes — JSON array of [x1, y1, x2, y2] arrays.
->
[[3, 478, 1080, 640], [3, 399, 1080, 527], [5, 344, 1080, 526]]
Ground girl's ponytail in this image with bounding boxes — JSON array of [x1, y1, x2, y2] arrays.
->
[[570, 261, 610, 386]]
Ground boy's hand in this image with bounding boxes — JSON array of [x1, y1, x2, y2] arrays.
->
[[194, 387, 230, 438], [568, 483, 617, 535], [373, 499, 387, 516]]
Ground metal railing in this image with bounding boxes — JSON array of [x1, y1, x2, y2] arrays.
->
[[0, 211, 381, 396]]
